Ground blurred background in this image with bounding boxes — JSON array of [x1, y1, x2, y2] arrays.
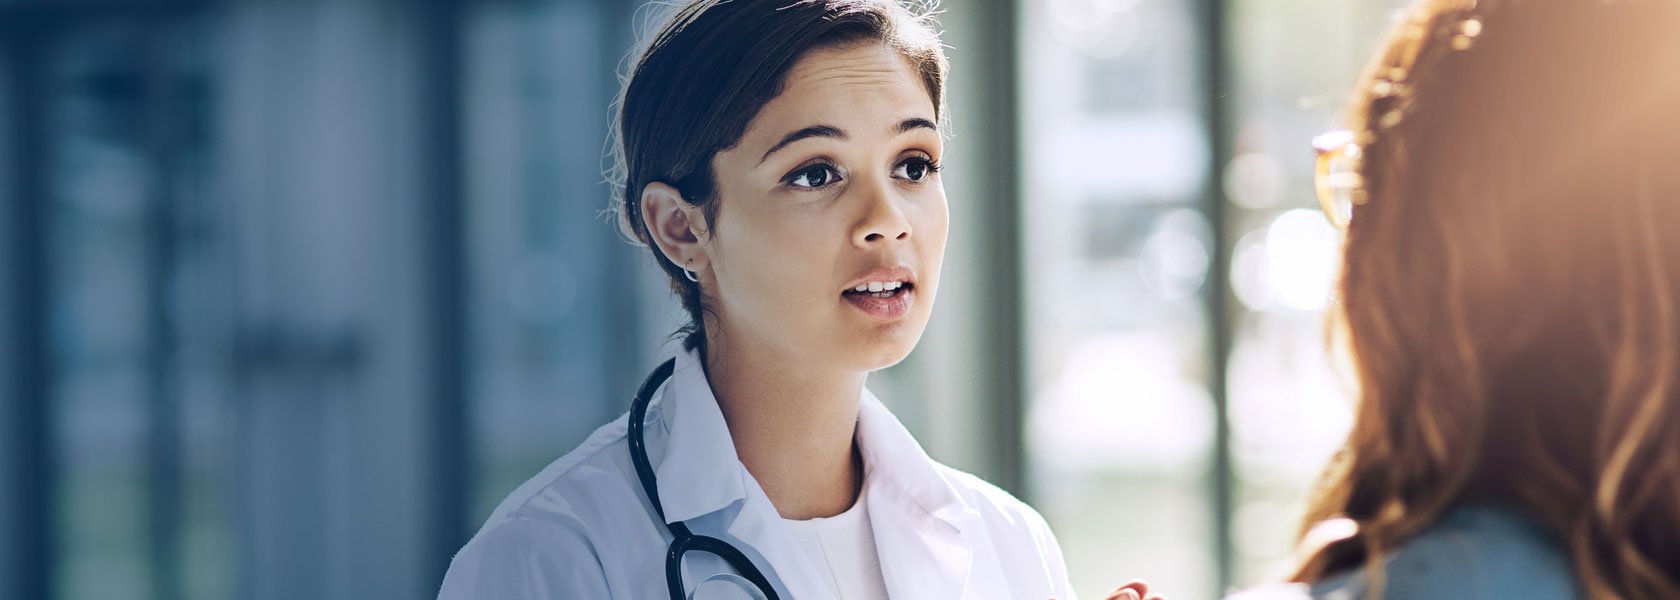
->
[[0, 0, 1405, 598]]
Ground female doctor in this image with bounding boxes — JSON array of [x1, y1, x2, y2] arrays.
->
[[436, 1, 1076, 599]]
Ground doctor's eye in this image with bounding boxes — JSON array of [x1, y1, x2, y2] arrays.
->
[[785, 163, 842, 189], [893, 156, 941, 182]]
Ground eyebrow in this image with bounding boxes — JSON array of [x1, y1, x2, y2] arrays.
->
[[759, 125, 846, 164], [895, 117, 938, 135], [757, 118, 940, 165]]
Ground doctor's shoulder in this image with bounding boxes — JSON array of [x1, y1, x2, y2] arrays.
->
[[437, 412, 653, 599]]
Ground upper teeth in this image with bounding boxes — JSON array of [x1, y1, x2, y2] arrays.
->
[[854, 281, 903, 293]]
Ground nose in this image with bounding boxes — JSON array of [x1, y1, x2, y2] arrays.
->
[[852, 179, 912, 247]]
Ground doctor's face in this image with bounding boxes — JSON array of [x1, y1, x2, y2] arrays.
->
[[700, 42, 947, 372]]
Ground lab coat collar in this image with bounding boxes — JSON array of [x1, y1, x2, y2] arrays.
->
[[715, 387, 981, 600], [855, 389, 980, 529], [651, 346, 747, 524]]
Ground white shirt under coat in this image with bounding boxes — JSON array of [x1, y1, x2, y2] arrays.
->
[[783, 476, 891, 600], [436, 346, 1077, 600]]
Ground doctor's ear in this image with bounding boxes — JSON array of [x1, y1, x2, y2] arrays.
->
[[640, 181, 711, 270]]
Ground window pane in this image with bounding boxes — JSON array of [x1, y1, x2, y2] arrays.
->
[[1021, 0, 1217, 597], [42, 15, 224, 600], [47, 21, 156, 600], [463, 0, 675, 524]]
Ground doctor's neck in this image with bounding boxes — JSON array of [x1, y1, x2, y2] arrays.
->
[[698, 330, 867, 521]]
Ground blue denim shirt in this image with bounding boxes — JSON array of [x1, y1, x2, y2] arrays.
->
[[1309, 507, 1582, 600]]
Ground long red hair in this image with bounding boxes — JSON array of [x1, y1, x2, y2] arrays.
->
[[1293, 1, 1680, 598]]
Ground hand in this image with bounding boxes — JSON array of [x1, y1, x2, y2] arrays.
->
[[1103, 579, 1167, 600]]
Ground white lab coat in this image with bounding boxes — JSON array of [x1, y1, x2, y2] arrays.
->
[[437, 346, 1076, 600]]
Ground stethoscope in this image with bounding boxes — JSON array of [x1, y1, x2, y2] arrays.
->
[[629, 357, 782, 600]]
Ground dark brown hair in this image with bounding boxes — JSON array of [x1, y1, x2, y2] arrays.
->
[[609, 0, 947, 347], [1293, 0, 1680, 598]]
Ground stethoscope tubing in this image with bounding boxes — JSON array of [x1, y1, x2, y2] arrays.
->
[[628, 357, 781, 600]]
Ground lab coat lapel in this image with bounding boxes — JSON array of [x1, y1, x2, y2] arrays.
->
[[867, 482, 978, 599], [856, 391, 979, 600]]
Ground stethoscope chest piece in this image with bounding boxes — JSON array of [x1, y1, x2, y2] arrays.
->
[[689, 573, 771, 600]]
